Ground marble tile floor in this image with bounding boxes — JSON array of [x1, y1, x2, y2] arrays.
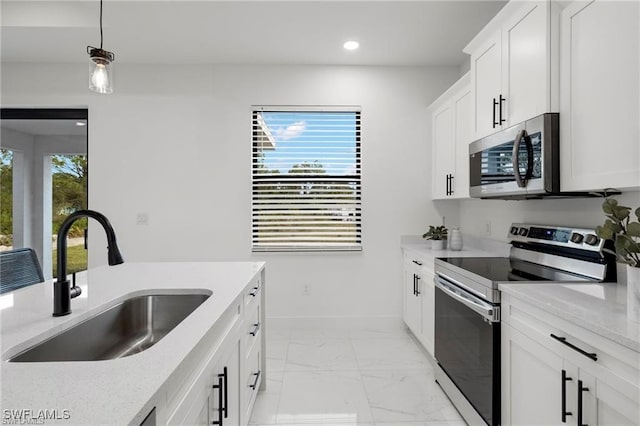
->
[[249, 320, 465, 426]]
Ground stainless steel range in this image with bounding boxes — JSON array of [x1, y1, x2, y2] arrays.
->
[[433, 223, 616, 426]]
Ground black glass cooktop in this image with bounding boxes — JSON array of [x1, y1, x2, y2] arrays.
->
[[437, 257, 592, 283]]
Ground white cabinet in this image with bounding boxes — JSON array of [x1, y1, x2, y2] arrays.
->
[[430, 73, 471, 200], [419, 268, 435, 356], [242, 274, 265, 424], [559, 0, 640, 191], [502, 293, 640, 426], [168, 313, 242, 426], [164, 271, 266, 426], [402, 250, 435, 357], [403, 261, 422, 334], [466, 1, 557, 139]]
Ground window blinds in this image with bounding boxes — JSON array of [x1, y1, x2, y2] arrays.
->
[[251, 107, 362, 252]]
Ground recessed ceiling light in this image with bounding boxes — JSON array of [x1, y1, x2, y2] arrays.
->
[[76, 121, 87, 127], [343, 40, 360, 51]]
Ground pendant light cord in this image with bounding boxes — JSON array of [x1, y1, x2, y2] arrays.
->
[[99, 0, 104, 49]]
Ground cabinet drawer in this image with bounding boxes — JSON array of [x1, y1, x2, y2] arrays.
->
[[503, 294, 640, 390], [244, 301, 261, 356], [244, 344, 262, 415], [245, 276, 262, 308], [165, 299, 241, 420]]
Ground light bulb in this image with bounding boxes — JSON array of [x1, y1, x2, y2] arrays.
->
[[91, 64, 108, 90]]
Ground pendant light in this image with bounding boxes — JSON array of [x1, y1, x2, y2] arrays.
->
[[87, 0, 115, 94]]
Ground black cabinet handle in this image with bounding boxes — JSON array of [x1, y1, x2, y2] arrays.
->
[[221, 367, 228, 419], [415, 275, 421, 296], [561, 369, 573, 423], [492, 97, 499, 128], [413, 274, 417, 296], [250, 322, 261, 336], [578, 379, 588, 426], [211, 374, 224, 426], [250, 370, 261, 390], [412, 260, 423, 266], [550, 334, 598, 361], [498, 94, 506, 124], [250, 286, 259, 297], [449, 174, 454, 195]]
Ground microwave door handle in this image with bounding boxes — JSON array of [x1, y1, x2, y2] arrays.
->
[[524, 132, 534, 181], [512, 129, 527, 188]]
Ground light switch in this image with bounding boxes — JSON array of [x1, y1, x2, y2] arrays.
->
[[136, 213, 149, 226]]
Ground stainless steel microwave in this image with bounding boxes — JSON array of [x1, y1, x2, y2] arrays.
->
[[469, 113, 560, 199]]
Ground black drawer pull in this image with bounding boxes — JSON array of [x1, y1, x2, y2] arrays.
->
[[550, 334, 597, 361], [578, 379, 589, 426], [249, 286, 260, 297], [561, 369, 572, 422], [250, 322, 260, 336], [211, 374, 224, 426], [412, 260, 422, 266], [250, 370, 261, 390]]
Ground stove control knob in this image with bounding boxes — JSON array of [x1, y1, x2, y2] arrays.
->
[[585, 234, 600, 246], [518, 227, 528, 237], [510, 226, 519, 235], [570, 233, 584, 244]]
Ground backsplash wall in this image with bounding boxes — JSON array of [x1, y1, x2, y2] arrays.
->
[[459, 191, 640, 241]]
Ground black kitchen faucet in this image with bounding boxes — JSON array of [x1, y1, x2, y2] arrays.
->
[[53, 210, 124, 316]]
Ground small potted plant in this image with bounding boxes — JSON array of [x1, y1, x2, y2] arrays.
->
[[595, 197, 640, 321], [423, 225, 448, 250]]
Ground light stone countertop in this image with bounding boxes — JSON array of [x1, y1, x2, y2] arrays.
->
[[0, 261, 265, 425], [500, 282, 640, 353], [400, 235, 510, 268]]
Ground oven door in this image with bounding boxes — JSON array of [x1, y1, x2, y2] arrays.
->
[[434, 276, 500, 426]]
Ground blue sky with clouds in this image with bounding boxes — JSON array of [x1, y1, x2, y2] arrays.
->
[[261, 112, 358, 175]]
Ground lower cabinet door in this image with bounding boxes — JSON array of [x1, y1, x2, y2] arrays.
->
[[403, 266, 421, 335], [502, 324, 563, 425], [244, 343, 262, 419], [214, 335, 242, 426], [419, 270, 435, 357]]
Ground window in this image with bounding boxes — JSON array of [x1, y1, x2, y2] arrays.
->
[[251, 107, 361, 252]]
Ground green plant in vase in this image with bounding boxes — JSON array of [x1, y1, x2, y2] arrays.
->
[[595, 198, 640, 267], [423, 225, 448, 250], [595, 197, 640, 322]]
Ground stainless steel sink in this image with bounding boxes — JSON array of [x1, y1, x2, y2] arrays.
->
[[9, 293, 210, 362]]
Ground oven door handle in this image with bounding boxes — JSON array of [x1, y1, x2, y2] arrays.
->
[[435, 277, 500, 322]]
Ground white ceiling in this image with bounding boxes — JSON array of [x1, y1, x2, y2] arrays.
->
[[1, 1, 507, 67]]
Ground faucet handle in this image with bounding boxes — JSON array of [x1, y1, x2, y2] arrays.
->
[[70, 285, 82, 299]]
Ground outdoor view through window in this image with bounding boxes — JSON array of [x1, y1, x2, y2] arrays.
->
[[251, 108, 362, 251]]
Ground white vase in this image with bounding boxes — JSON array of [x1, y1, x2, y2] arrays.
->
[[431, 239, 445, 250], [627, 265, 640, 323], [449, 227, 463, 251]]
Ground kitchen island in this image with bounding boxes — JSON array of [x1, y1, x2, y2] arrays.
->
[[1, 261, 265, 425]]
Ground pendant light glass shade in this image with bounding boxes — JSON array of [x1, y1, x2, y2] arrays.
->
[[87, 0, 115, 94], [88, 47, 114, 94]]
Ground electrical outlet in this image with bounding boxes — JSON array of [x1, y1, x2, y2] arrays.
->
[[485, 220, 492, 236], [302, 284, 310, 296], [136, 213, 149, 226]]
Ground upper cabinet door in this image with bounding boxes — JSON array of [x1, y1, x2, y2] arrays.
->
[[453, 86, 472, 198], [502, 1, 550, 126], [467, 1, 556, 141], [471, 32, 503, 140], [432, 101, 455, 199], [559, 0, 640, 191]]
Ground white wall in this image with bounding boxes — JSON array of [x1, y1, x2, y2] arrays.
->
[[459, 191, 640, 241], [2, 63, 460, 318]]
